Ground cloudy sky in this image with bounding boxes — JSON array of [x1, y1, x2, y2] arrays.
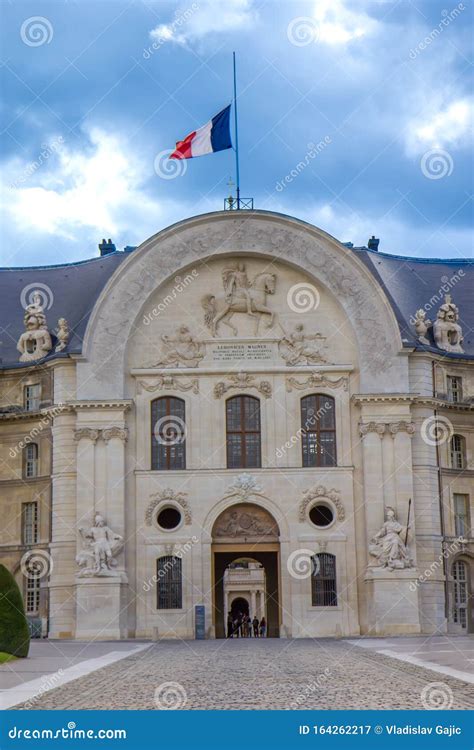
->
[[1, 0, 472, 266]]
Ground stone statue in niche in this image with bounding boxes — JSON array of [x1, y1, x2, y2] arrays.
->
[[55, 318, 69, 352], [76, 513, 124, 577], [202, 264, 277, 336], [17, 291, 52, 362], [152, 325, 205, 367], [278, 324, 327, 365], [433, 295, 464, 353], [413, 309, 432, 345], [369, 507, 413, 571]]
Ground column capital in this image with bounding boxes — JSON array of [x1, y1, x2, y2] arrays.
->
[[359, 421, 386, 439], [74, 428, 100, 443], [389, 421, 416, 438], [102, 426, 128, 444]]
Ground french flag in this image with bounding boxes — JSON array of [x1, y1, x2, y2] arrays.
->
[[170, 105, 232, 160]]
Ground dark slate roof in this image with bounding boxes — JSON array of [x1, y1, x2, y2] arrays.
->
[[0, 213, 472, 368], [354, 249, 473, 357], [0, 252, 127, 368]]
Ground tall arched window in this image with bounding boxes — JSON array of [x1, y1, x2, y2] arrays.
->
[[151, 397, 186, 470], [301, 395, 336, 467], [312, 553, 337, 607], [157, 556, 182, 609], [450, 435, 466, 470], [226, 395, 261, 469], [23, 443, 38, 478]]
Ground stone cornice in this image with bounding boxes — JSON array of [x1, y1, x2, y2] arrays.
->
[[414, 396, 474, 412], [0, 403, 74, 422], [68, 400, 133, 411], [131, 365, 354, 376], [352, 393, 414, 404]]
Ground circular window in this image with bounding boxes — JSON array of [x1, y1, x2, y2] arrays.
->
[[157, 506, 182, 531], [309, 503, 334, 528]]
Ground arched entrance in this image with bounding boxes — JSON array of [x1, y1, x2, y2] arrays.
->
[[212, 503, 280, 638], [231, 597, 249, 619]]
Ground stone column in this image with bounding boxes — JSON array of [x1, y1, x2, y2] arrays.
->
[[48, 409, 77, 639], [251, 590, 256, 618], [359, 422, 386, 542], [75, 428, 98, 532], [391, 421, 416, 555], [103, 427, 128, 564]]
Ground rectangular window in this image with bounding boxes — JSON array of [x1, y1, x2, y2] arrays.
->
[[25, 575, 40, 614], [157, 556, 182, 609], [454, 494, 470, 537], [447, 376, 462, 403], [22, 502, 39, 544], [24, 384, 41, 412], [450, 436, 465, 470], [24, 444, 39, 478]]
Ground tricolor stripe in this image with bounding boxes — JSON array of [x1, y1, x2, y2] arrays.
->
[[170, 105, 232, 160]]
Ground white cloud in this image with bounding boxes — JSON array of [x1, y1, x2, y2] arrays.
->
[[405, 97, 473, 155], [149, 0, 258, 46], [313, 0, 379, 45]]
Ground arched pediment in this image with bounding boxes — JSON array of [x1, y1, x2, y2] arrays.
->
[[212, 503, 280, 542], [78, 211, 405, 398]]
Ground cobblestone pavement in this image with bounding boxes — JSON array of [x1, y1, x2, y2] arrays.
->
[[11, 639, 474, 710]]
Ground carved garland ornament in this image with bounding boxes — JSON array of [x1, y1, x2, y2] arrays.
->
[[214, 372, 272, 399], [222, 474, 266, 502], [299, 485, 345, 522], [145, 488, 191, 526], [137, 376, 199, 394], [286, 373, 348, 392]]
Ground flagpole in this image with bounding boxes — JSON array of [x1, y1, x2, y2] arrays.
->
[[233, 51, 241, 209]]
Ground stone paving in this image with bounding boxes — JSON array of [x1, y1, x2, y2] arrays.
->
[[9, 638, 474, 711]]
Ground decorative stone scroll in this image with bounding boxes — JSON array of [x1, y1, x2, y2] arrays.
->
[[74, 427, 127, 443], [299, 485, 345, 522], [368, 506, 413, 571], [222, 474, 266, 502], [145, 488, 191, 526], [137, 376, 198, 394], [286, 372, 348, 392], [102, 427, 128, 443], [213, 372, 272, 399], [359, 422, 386, 438], [213, 503, 279, 541], [76, 513, 124, 577], [74, 428, 100, 443], [388, 421, 415, 437]]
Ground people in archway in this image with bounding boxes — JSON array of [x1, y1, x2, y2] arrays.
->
[[252, 615, 259, 637], [260, 617, 266, 638], [242, 613, 250, 637], [227, 612, 233, 638]]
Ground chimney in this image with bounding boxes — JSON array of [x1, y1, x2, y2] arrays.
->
[[98, 238, 116, 256], [368, 235, 379, 251]]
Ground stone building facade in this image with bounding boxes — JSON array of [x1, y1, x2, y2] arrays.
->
[[0, 210, 472, 640]]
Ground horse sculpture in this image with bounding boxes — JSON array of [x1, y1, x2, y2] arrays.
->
[[202, 271, 277, 336]]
